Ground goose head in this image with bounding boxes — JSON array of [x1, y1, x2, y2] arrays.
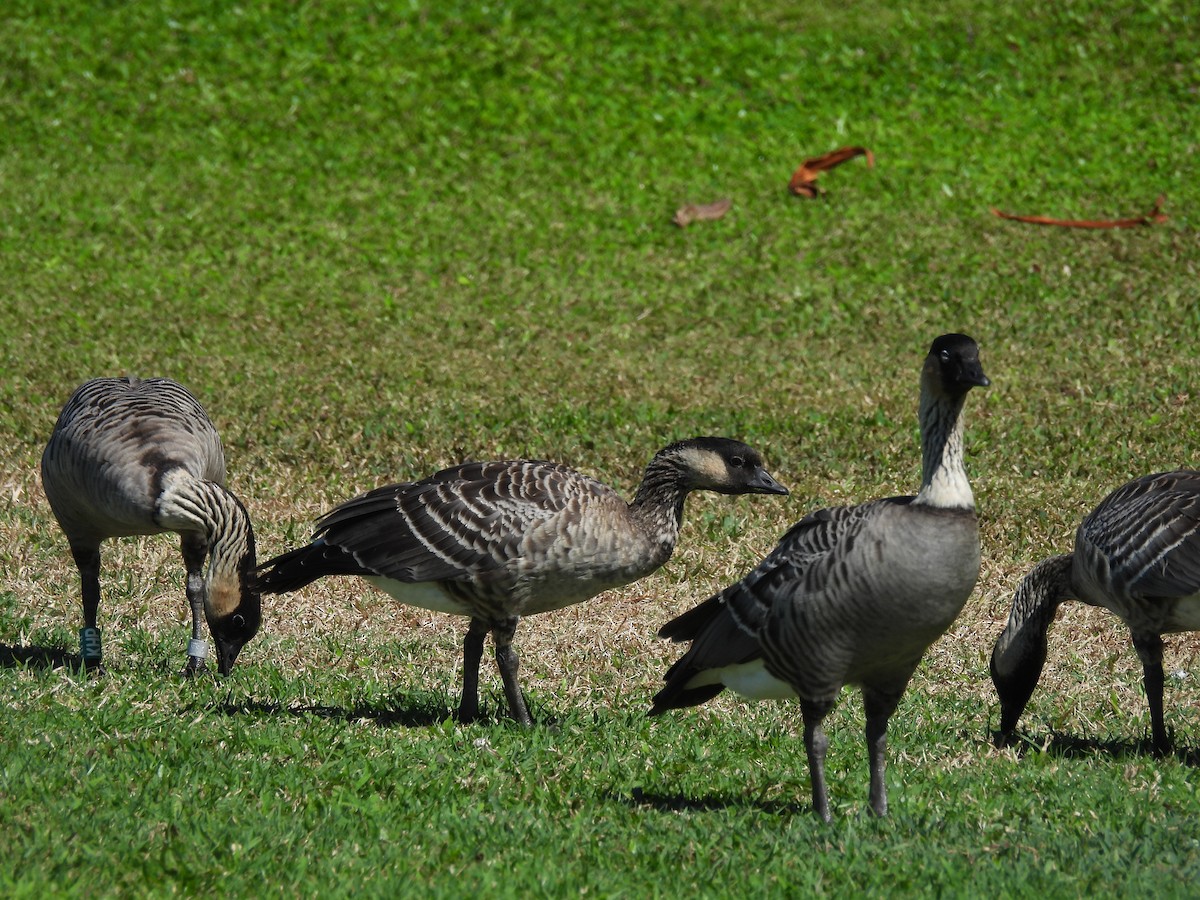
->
[[925, 333, 991, 397], [989, 629, 1047, 745], [205, 534, 263, 675], [656, 437, 789, 496], [988, 555, 1074, 745]]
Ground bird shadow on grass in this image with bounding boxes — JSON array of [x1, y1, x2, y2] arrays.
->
[[0, 643, 77, 671], [616, 785, 807, 816], [994, 729, 1200, 767], [205, 693, 549, 730], [207, 696, 457, 729]]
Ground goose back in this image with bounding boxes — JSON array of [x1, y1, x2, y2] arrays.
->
[[311, 459, 685, 619], [1073, 470, 1200, 633], [42, 377, 226, 544]]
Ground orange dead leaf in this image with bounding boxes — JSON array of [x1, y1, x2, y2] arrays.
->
[[788, 146, 875, 198], [991, 196, 1168, 229], [673, 197, 732, 228]]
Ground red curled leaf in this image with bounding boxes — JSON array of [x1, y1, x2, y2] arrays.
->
[[673, 197, 732, 228], [788, 146, 875, 198], [991, 196, 1168, 229]]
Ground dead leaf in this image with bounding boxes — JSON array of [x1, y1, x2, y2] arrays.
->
[[991, 196, 1168, 229], [673, 198, 732, 228], [788, 146, 875, 197]]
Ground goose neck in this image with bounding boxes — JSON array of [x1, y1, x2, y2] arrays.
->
[[630, 459, 690, 538], [992, 553, 1074, 671], [914, 383, 974, 509], [162, 476, 257, 582], [205, 490, 257, 580]]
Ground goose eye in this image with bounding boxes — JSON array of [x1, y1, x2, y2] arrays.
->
[[940, 350, 951, 363], [232, 614, 246, 630], [730, 455, 745, 468]]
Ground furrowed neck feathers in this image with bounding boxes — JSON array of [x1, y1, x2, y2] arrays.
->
[[992, 553, 1075, 675], [630, 454, 694, 543], [158, 474, 256, 581], [914, 374, 974, 510]]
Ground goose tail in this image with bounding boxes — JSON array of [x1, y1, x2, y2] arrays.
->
[[648, 677, 726, 717]]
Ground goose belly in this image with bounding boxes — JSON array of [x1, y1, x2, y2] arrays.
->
[[1086, 591, 1200, 635], [517, 573, 635, 616], [688, 660, 799, 701], [45, 446, 213, 541], [1164, 595, 1200, 632], [362, 577, 474, 616], [513, 529, 664, 616]]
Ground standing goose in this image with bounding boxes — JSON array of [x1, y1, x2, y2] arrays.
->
[[650, 334, 989, 821], [255, 437, 787, 724], [991, 470, 1200, 755], [41, 377, 261, 675]]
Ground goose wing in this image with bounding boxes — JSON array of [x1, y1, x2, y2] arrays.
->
[[315, 459, 603, 583], [657, 499, 897, 680], [1079, 470, 1200, 600]]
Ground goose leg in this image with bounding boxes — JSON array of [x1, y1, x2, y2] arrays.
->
[[801, 698, 836, 822], [1132, 632, 1169, 756], [863, 687, 904, 818], [492, 617, 532, 726], [71, 543, 104, 674], [458, 618, 489, 723], [180, 535, 209, 677]]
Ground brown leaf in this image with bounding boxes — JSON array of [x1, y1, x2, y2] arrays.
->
[[991, 196, 1168, 229], [673, 197, 732, 228], [788, 146, 875, 198]]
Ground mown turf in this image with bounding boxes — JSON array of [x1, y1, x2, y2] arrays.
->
[[2, 0, 1199, 895]]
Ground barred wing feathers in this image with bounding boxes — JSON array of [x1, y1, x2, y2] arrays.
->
[[653, 499, 904, 711], [305, 459, 621, 585], [1078, 471, 1200, 601]]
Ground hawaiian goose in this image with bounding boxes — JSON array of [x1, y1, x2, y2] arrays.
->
[[650, 334, 989, 821], [256, 437, 788, 724], [41, 377, 261, 675], [991, 470, 1200, 755]]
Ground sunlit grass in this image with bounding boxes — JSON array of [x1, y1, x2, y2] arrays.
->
[[2, 0, 1199, 894]]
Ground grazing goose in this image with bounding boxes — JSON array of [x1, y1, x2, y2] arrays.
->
[[991, 470, 1200, 755], [41, 377, 261, 675], [255, 437, 787, 725], [650, 334, 989, 821]]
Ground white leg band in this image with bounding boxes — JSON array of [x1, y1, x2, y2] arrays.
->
[[187, 638, 209, 660]]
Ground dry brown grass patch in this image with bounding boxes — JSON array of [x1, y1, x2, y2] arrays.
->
[[8, 451, 1199, 743]]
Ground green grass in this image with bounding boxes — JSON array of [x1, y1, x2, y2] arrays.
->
[[2, 0, 1200, 895]]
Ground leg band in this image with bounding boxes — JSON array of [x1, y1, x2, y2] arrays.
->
[[187, 638, 209, 660], [80, 627, 102, 662]]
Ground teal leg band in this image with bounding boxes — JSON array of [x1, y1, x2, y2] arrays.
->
[[80, 627, 102, 663]]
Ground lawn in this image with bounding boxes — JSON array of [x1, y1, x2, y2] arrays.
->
[[2, 0, 1199, 895]]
